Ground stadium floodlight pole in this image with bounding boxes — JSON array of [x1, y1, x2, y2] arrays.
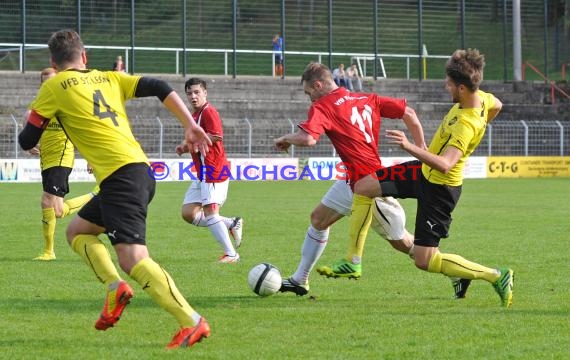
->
[[513, 0, 522, 81]]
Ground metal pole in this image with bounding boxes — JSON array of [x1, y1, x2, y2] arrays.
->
[[182, 0, 187, 77], [281, 0, 285, 79], [328, 0, 333, 68], [555, 120, 563, 156], [513, 0, 522, 81], [543, 0, 548, 79], [130, 0, 135, 74], [244, 118, 252, 158], [21, 0, 26, 73], [77, 0, 81, 34], [232, 0, 237, 78], [156, 117, 164, 158], [502, 0, 508, 81], [418, 0, 423, 81], [11, 115, 19, 159], [460, 0, 465, 49], [373, 0, 378, 80], [520, 120, 528, 156], [287, 118, 295, 157]]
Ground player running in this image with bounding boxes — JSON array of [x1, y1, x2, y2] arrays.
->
[[176, 78, 244, 263], [19, 29, 213, 348]]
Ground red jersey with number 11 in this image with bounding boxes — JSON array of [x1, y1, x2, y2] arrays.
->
[[298, 87, 406, 182]]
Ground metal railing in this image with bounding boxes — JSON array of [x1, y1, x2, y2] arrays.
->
[[0, 42, 450, 80], [522, 61, 570, 105], [2, 116, 568, 160]]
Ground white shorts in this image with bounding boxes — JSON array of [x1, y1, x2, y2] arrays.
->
[[321, 180, 406, 241], [183, 179, 229, 206], [321, 180, 353, 216]]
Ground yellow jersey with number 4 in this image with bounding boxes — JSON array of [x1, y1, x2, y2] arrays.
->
[[29, 69, 148, 184], [422, 90, 496, 186]]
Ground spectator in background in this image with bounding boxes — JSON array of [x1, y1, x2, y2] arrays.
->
[[347, 63, 363, 92], [272, 33, 284, 77], [112, 55, 125, 72], [332, 63, 347, 88]]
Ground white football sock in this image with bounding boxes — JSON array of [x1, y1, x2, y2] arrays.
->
[[293, 225, 329, 284], [206, 214, 236, 256], [194, 210, 233, 229]]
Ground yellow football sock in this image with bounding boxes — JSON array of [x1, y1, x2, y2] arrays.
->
[[346, 194, 373, 264], [71, 234, 121, 286], [427, 252, 500, 283], [41, 207, 56, 254], [130, 258, 198, 328], [61, 193, 94, 217]]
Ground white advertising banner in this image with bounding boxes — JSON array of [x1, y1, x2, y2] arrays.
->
[[0, 156, 503, 183], [0, 158, 95, 182], [147, 157, 300, 181], [306, 156, 487, 180]]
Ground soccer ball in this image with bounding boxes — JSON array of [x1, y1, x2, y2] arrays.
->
[[248, 263, 282, 297]]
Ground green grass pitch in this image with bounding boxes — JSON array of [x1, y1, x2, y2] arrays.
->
[[1, 178, 569, 359]]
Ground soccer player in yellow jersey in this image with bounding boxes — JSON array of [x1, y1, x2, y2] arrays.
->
[[320, 49, 514, 308], [18, 29, 213, 348], [30, 67, 95, 261]]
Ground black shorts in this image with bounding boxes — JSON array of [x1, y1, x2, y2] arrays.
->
[[78, 163, 156, 246], [274, 54, 283, 64], [42, 166, 72, 197], [379, 160, 462, 247]]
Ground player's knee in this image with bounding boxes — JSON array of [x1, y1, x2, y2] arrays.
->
[[309, 211, 328, 231], [181, 211, 194, 224], [66, 223, 79, 245], [414, 257, 430, 271]]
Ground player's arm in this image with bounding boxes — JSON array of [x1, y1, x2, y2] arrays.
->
[[18, 110, 49, 151], [385, 130, 462, 174], [401, 106, 427, 150], [134, 77, 212, 153], [274, 128, 316, 153], [487, 95, 503, 123]]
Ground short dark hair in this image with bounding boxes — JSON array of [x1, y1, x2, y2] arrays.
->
[[445, 48, 485, 92], [185, 78, 207, 92], [47, 29, 84, 67]]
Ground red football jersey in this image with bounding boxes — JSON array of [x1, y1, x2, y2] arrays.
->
[[191, 103, 230, 182], [298, 87, 406, 182]]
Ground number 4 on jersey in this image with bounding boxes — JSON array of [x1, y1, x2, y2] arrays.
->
[[93, 90, 118, 126]]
